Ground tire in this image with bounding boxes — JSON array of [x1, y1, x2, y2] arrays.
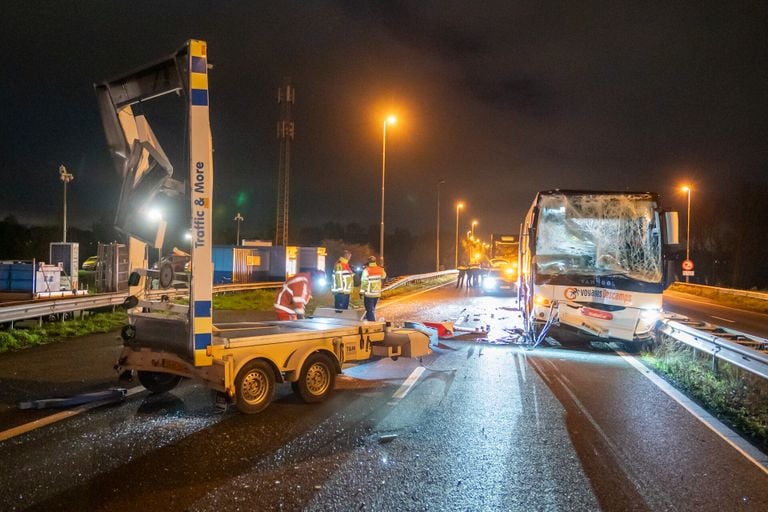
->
[[235, 359, 275, 414], [137, 371, 182, 393], [293, 353, 336, 404], [620, 340, 646, 354]]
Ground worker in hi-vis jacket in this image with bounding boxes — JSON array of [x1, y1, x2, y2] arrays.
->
[[359, 256, 386, 321]]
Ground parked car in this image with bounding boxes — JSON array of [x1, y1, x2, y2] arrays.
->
[[482, 266, 518, 295], [82, 255, 99, 271]]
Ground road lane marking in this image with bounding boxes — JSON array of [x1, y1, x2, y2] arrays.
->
[[709, 315, 735, 323], [617, 352, 768, 475], [0, 386, 145, 443], [529, 357, 663, 507], [389, 366, 425, 402]]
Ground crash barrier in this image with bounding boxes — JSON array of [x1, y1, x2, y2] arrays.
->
[[672, 282, 768, 302], [0, 292, 128, 326], [657, 317, 768, 380], [0, 271, 456, 326], [382, 270, 458, 293]]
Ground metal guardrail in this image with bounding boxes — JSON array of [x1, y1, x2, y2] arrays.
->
[[213, 281, 283, 293], [382, 270, 458, 292], [0, 271, 456, 326], [673, 282, 768, 302], [658, 317, 768, 380], [0, 292, 128, 325]]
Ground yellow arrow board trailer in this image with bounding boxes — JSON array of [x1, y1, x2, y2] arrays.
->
[[97, 41, 431, 413]]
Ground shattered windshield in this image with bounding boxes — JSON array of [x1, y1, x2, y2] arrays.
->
[[535, 193, 662, 283]]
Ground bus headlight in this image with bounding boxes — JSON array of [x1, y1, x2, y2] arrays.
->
[[640, 309, 661, 322], [534, 295, 551, 307], [483, 278, 497, 290]]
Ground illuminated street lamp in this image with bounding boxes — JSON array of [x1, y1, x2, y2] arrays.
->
[[58, 165, 74, 242], [436, 179, 446, 271], [681, 185, 693, 282], [455, 202, 464, 268], [471, 220, 478, 238], [234, 212, 244, 245], [379, 115, 397, 266]]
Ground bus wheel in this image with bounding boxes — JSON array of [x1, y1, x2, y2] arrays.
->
[[235, 360, 275, 414], [137, 371, 182, 393], [293, 353, 335, 404], [621, 341, 646, 354]]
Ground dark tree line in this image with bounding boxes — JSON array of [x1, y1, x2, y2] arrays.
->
[[5, 184, 766, 288]]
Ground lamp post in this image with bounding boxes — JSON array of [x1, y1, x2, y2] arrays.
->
[[58, 165, 74, 242], [455, 202, 464, 268], [471, 220, 478, 238], [379, 115, 397, 266], [234, 212, 244, 245], [681, 185, 692, 283], [436, 179, 445, 271]]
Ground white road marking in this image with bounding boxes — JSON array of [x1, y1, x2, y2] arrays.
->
[[391, 366, 426, 401], [0, 386, 145, 443], [617, 351, 768, 475], [709, 315, 735, 323]]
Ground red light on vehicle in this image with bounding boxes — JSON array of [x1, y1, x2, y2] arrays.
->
[[581, 307, 613, 320]]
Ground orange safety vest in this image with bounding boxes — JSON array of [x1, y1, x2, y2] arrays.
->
[[332, 257, 354, 294], [360, 264, 387, 298]]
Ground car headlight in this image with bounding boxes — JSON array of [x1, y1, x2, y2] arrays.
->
[[316, 277, 327, 288], [483, 278, 497, 290]]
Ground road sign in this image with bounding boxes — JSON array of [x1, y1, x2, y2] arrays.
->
[[682, 270, 695, 277], [682, 259, 694, 271]]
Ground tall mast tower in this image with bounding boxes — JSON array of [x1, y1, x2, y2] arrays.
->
[[275, 78, 294, 246]]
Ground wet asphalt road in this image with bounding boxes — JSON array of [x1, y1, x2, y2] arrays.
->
[[663, 290, 768, 338], [0, 283, 767, 511]]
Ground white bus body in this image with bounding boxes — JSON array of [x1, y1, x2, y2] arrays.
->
[[519, 190, 678, 345]]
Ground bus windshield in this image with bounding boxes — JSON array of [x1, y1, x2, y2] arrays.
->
[[534, 193, 662, 283]]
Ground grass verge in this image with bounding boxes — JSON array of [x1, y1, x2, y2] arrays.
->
[[643, 335, 768, 452], [0, 311, 127, 353]]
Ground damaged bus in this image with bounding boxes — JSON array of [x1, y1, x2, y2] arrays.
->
[[519, 190, 678, 350]]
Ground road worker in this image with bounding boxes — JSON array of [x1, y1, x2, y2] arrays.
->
[[359, 256, 386, 321], [332, 250, 354, 309], [274, 272, 313, 320], [456, 262, 468, 288]]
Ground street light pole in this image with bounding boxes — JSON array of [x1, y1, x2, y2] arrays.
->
[[471, 220, 478, 238], [436, 179, 445, 272], [682, 186, 692, 283], [234, 212, 244, 245], [455, 202, 464, 268], [58, 165, 74, 242], [380, 115, 396, 266]]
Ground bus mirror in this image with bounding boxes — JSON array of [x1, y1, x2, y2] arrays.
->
[[664, 212, 679, 245]]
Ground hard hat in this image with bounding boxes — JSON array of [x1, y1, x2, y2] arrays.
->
[[367, 255, 377, 263]]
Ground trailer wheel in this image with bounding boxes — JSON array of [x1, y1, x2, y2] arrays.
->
[[293, 353, 335, 403], [137, 371, 182, 394], [235, 360, 275, 414]]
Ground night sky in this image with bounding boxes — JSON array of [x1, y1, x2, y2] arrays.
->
[[3, 1, 767, 243]]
